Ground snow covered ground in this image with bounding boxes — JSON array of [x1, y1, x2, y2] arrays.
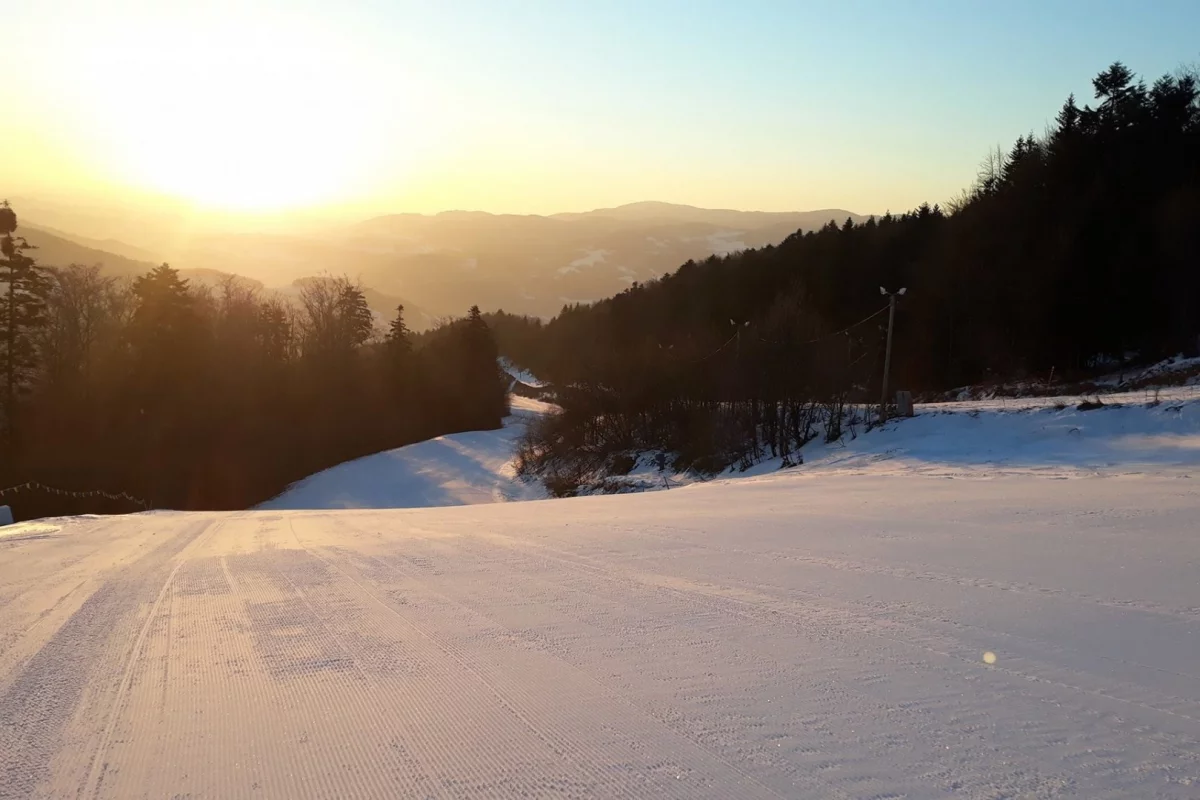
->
[[260, 395, 552, 510], [777, 387, 1200, 479], [4, 386, 1200, 797], [589, 388, 1200, 497], [500, 357, 546, 388], [942, 354, 1200, 400], [263, 385, 1200, 512], [1, 472, 1198, 798]]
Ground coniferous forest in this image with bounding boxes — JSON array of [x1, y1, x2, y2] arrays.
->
[[0, 233, 509, 518], [496, 64, 1200, 486]]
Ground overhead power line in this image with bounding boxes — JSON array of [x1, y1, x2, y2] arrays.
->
[[756, 304, 892, 347], [654, 303, 892, 365]]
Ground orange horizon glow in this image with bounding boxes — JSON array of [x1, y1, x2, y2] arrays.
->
[[3, 3, 925, 220], [7, 0, 1196, 221]]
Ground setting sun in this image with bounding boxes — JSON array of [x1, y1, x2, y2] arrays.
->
[[106, 59, 379, 211], [43, 9, 426, 212]]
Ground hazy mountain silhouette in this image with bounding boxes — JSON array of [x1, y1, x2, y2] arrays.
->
[[26, 224, 166, 264], [339, 203, 867, 317], [551, 201, 862, 229], [22, 202, 868, 321], [21, 225, 432, 327], [21, 226, 159, 277]]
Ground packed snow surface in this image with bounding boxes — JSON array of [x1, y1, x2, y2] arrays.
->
[[593, 390, 1200, 497], [777, 388, 1200, 479], [2, 470, 1198, 798], [260, 395, 552, 510], [500, 358, 546, 388]]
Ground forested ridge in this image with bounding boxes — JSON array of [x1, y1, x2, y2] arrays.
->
[[492, 63, 1200, 488], [0, 229, 508, 519], [3, 61, 1197, 511]]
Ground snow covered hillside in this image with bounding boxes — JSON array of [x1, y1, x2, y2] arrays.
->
[[263, 383, 1200, 511], [261, 395, 553, 510], [765, 387, 1200, 479], [559, 389, 1200, 500], [2, 471, 1198, 798]]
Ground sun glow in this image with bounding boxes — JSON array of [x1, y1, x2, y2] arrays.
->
[[52, 11, 425, 212]]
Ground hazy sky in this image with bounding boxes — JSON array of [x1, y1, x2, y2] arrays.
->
[[5, 0, 1198, 216]]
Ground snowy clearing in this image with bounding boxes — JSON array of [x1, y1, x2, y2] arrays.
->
[[778, 388, 1200, 479], [557, 248, 610, 275], [1, 474, 1198, 798], [583, 390, 1200, 498], [260, 396, 553, 510]]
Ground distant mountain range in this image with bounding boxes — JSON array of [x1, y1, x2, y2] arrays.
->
[[20, 225, 434, 327], [21, 226, 159, 278], [19, 202, 868, 327]]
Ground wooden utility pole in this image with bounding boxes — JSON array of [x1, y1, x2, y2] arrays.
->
[[878, 287, 906, 423]]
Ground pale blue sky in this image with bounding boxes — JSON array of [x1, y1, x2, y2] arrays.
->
[[6, 0, 1199, 214]]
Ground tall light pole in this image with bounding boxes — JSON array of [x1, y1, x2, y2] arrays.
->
[[878, 286, 906, 423], [729, 318, 749, 361]]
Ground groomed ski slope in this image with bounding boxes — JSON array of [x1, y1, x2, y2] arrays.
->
[[2, 469, 1199, 798], [261, 395, 553, 510]]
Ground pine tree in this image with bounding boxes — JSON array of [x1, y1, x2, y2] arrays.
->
[[129, 264, 199, 367], [125, 263, 207, 438], [386, 304, 412, 353], [1093, 62, 1136, 103], [463, 305, 507, 426], [0, 201, 48, 443], [131, 264, 193, 330], [258, 300, 293, 364], [1055, 93, 1080, 134], [337, 283, 374, 349], [383, 303, 415, 412]]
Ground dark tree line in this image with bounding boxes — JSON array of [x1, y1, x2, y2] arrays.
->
[[505, 63, 1200, 487], [0, 226, 508, 520]]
